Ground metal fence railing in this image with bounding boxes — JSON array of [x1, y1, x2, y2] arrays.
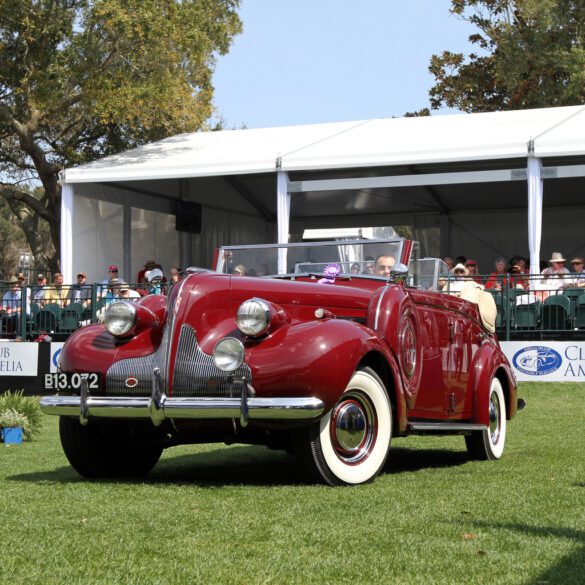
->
[[1, 274, 584, 341], [0, 282, 167, 341]]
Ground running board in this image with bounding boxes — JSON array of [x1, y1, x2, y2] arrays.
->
[[407, 422, 487, 435]]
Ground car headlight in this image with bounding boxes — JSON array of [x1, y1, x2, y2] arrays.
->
[[213, 337, 245, 372], [104, 301, 137, 337], [236, 298, 271, 336]]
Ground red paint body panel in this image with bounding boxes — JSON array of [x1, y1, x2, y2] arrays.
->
[[58, 249, 517, 434]]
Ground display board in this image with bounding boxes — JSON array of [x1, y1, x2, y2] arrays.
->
[[0, 341, 583, 395], [500, 341, 585, 382]]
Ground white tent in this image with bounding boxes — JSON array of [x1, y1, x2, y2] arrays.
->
[[61, 104, 585, 282]]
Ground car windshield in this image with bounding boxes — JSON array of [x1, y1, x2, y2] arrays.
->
[[215, 239, 404, 279]]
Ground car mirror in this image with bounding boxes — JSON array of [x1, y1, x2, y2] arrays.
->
[[389, 263, 409, 284]]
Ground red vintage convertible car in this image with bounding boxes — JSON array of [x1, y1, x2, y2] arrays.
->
[[41, 238, 520, 485]]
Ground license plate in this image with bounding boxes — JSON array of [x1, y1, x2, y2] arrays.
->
[[44, 372, 101, 392]]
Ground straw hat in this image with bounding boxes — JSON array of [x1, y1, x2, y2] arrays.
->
[[451, 263, 469, 276], [549, 252, 566, 263]]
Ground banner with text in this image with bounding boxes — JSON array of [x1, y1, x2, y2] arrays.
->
[[0, 342, 39, 377], [501, 341, 585, 382]]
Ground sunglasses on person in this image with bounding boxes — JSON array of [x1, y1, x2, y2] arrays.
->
[[454, 269, 465, 274]]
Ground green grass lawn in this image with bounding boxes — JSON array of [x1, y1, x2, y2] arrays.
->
[[0, 383, 583, 585]]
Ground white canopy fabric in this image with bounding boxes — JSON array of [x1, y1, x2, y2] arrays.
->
[[62, 105, 585, 184], [59, 104, 585, 283]]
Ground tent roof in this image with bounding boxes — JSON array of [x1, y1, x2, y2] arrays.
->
[[62, 105, 585, 184]]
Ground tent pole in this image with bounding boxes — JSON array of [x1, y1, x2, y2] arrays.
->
[[277, 170, 290, 274], [123, 203, 132, 283], [60, 183, 74, 282], [527, 140, 543, 278]]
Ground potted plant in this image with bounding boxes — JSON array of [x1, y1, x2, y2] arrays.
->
[[0, 390, 42, 440], [0, 408, 29, 444]]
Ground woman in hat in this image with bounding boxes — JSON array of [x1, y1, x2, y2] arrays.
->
[[441, 263, 469, 294], [542, 252, 570, 291]]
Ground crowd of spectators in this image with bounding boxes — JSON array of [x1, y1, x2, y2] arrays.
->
[[442, 252, 585, 296], [1, 260, 183, 333]]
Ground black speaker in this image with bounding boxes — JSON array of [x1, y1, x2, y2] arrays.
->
[[176, 201, 202, 233]]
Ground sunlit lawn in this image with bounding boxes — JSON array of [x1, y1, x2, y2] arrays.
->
[[0, 383, 583, 585]]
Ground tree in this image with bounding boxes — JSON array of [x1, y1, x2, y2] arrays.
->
[[0, 0, 242, 271], [429, 0, 585, 112], [0, 197, 28, 278]]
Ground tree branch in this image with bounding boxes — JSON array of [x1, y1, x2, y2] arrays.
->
[[0, 184, 56, 224]]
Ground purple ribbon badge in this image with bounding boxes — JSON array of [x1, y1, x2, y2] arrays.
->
[[318, 263, 341, 284]]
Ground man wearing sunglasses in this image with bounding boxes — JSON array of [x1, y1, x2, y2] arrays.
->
[[569, 257, 585, 287]]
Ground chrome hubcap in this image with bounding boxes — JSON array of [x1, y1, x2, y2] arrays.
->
[[334, 402, 367, 451], [489, 393, 500, 444], [330, 392, 377, 464]]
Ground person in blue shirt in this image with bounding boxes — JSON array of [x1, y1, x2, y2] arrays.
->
[[1, 276, 30, 335], [145, 268, 164, 294]]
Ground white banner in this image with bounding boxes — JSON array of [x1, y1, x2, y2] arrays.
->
[[50, 342, 65, 373], [501, 341, 585, 382], [0, 342, 39, 377]]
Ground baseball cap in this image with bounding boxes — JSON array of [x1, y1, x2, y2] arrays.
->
[[108, 265, 119, 272], [77, 272, 87, 278]]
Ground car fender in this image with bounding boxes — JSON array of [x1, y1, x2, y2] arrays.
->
[[59, 324, 164, 378], [368, 285, 423, 409], [470, 342, 517, 425], [247, 318, 405, 417]]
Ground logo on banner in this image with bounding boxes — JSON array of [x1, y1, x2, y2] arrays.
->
[[50, 342, 65, 373], [52, 348, 62, 369], [513, 346, 562, 376]]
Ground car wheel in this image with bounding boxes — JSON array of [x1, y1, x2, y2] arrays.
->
[[465, 377, 507, 460], [59, 416, 163, 479], [299, 367, 392, 486]]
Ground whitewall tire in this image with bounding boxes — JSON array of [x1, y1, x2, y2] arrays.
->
[[300, 367, 392, 485], [466, 377, 507, 460]]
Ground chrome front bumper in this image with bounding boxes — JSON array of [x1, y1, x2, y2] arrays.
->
[[40, 368, 324, 428]]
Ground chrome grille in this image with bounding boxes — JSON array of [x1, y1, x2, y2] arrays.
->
[[105, 324, 251, 398], [106, 326, 169, 396], [172, 325, 252, 397]]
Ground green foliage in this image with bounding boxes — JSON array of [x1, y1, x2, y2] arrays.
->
[[0, 0, 242, 270], [0, 408, 29, 434], [0, 390, 43, 439], [430, 0, 585, 112]]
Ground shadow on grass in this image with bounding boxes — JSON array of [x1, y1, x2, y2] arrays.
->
[[7, 444, 470, 487], [474, 521, 585, 585]]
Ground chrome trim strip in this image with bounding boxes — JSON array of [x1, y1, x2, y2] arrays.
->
[[40, 395, 325, 422], [79, 376, 89, 426], [167, 276, 189, 385], [374, 285, 390, 330], [408, 422, 487, 432]]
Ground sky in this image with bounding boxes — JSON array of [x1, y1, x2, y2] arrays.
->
[[212, 0, 478, 129]]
